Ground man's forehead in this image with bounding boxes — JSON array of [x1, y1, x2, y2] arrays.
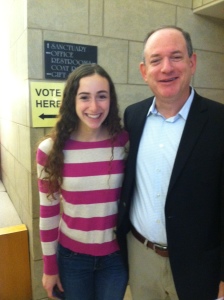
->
[[149, 50, 183, 57], [145, 30, 186, 52]]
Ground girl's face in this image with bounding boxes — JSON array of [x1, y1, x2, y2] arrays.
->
[[75, 74, 110, 134]]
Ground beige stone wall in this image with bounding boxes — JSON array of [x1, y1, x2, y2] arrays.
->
[[0, 0, 223, 299], [193, 0, 224, 22], [193, 0, 223, 9]]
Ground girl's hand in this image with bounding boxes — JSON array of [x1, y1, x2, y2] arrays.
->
[[42, 273, 64, 299]]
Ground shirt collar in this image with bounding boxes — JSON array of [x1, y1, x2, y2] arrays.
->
[[147, 88, 195, 121]]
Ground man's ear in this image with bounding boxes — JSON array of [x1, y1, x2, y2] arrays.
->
[[139, 62, 147, 82], [190, 53, 197, 76]]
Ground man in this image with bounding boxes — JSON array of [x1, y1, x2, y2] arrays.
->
[[117, 25, 224, 300]]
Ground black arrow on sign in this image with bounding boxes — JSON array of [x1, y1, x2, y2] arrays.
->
[[39, 113, 57, 120]]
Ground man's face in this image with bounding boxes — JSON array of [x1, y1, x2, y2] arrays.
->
[[140, 28, 196, 104]]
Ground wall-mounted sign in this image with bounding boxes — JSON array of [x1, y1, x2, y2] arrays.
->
[[44, 41, 97, 80], [30, 81, 65, 127]]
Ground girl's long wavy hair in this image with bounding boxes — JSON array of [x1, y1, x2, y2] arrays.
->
[[39, 63, 122, 196]]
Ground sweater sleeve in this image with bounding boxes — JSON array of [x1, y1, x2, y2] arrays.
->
[[36, 138, 60, 275]]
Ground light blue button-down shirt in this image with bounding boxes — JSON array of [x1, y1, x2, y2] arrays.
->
[[130, 89, 195, 245]]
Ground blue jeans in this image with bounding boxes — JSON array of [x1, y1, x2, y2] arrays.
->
[[57, 244, 128, 300]]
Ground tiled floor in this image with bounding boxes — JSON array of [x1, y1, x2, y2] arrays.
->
[[0, 180, 22, 227], [124, 286, 132, 300]]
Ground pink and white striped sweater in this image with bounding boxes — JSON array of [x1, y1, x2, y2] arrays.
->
[[37, 131, 129, 275]]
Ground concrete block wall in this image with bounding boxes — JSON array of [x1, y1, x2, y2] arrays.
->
[[0, 0, 223, 299]]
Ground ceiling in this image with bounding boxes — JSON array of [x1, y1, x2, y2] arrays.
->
[[193, 0, 224, 20]]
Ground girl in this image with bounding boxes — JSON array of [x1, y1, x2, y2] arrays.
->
[[36, 64, 129, 300]]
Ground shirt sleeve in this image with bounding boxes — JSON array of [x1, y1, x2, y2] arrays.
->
[[36, 138, 60, 275]]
